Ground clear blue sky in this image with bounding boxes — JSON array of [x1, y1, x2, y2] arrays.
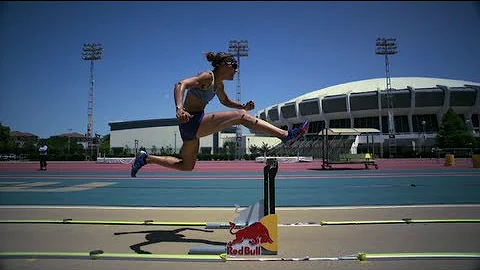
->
[[1, 1, 479, 139]]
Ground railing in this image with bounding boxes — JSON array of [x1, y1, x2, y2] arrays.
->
[[267, 136, 356, 160]]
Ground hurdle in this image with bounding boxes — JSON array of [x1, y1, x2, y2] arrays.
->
[[189, 158, 279, 256]]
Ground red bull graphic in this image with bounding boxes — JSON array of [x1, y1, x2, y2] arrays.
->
[[227, 214, 278, 255]]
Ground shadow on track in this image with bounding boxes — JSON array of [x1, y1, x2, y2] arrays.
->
[[114, 228, 226, 254]]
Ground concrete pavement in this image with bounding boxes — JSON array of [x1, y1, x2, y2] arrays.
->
[[1, 205, 479, 270]]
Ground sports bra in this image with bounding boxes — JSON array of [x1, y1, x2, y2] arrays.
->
[[187, 71, 217, 105]]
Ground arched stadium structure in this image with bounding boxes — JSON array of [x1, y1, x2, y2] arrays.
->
[[254, 77, 480, 158]]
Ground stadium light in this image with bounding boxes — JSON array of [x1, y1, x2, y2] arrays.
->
[[376, 37, 398, 158], [228, 40, 249, 160], [82, 43, 103, 158]]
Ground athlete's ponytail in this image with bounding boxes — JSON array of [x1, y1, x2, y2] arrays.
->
[[204, 51, 235, 67]]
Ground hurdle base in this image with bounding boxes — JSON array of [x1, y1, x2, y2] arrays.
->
[[188, 245, 226, 255], [261, 248, 278, 255], [206, 199, 265, 230], [205, 222, 246, 230]]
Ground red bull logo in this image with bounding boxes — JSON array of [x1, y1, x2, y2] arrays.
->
[[227, 214, 278, 255]]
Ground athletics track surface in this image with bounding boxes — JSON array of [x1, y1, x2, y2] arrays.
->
[[0, 157, 476, 172], [0, 159, 479, 270]]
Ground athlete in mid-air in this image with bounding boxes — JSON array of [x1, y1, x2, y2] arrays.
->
[[131, 51, 309, 177]]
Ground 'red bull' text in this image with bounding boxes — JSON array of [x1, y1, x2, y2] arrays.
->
[[227, 245, 261, 256]]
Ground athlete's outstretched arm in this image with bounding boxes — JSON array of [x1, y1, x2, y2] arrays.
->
[[215, 83, 255, 110]]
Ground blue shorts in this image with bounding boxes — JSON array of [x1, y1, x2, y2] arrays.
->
[[179, 111, 204, 141]]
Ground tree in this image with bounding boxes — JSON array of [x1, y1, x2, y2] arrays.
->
[[260, 142, 271, 156], [124, 144, 131, 156], [223, 141, 236, 155], [100, 134, 110, 155], [21, 140, 37, 157], [249, 145, 261, 155], [164, 145, 173, 155], [436, 108, 474, 148], [151, 145, 157, 155], [47, 136, 68, 154], [0, 124, 15, 153]]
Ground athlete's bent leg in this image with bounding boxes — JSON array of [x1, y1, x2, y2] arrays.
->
[[145, 139, 199, 171]]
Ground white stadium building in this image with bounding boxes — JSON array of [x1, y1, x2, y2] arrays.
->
[[108, 117, 282, 157], [109, 77, 479, 158]]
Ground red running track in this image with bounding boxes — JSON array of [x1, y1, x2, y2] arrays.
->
[[0, 158, 476, 173]]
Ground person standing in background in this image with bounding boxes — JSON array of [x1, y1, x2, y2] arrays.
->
[[39, 143, 48, 171]]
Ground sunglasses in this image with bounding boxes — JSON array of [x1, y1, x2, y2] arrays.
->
[[224, 60, 238, 70]]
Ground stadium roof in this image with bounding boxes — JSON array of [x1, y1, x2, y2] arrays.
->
[[285, 77, 480, 103]]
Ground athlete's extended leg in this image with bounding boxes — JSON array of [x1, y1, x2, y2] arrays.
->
[[131, 139, 199, 177], [197, 110, 309, 146], [197, 110, 288, 139]]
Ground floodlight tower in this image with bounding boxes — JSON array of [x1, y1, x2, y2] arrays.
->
[[228, 40, 249, 159], [376, 37, 398, 158], [82, 43, 103, 158]]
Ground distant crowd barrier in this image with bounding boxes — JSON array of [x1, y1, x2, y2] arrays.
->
[[95, 156, 314, 164], [444, 154, 455, 167], [473, 155, 480, 168], [96, 157, 133, 164], [443, 154, 480, 168], [254, 156, 313, 163]]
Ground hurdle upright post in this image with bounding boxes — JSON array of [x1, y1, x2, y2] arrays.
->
[[264, 158, 278, 216]]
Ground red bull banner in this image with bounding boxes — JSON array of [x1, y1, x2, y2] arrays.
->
[[227, 214, 278, 255]]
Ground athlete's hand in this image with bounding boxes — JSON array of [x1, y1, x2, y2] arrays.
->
[[243, 100, 255, 111], [176, 108, 193, 124]]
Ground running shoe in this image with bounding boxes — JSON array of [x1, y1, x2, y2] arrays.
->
[[131, 150, 148, 177], [284, 120, 310, 146]]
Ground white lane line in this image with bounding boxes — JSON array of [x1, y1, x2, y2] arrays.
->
[[0, 204, 478, 210], [0, 182, 116, 192], [0, 182, 60, 191], [0, 172, 478, 180]]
